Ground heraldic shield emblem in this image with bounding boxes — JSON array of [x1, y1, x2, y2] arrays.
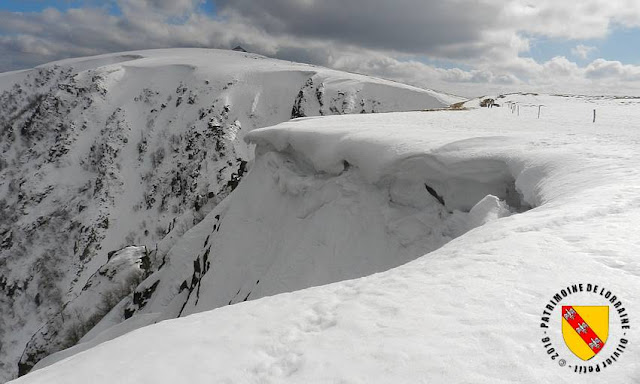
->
[[561, 306, 609, 361]]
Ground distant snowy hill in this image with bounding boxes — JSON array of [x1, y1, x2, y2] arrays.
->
[[12, 94, 640, 383], [0, 48, 457, 380]]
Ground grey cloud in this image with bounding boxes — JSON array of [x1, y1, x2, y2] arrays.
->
[[218, 0, 501, 57], [118, 0, 204, 18], [0, 7, 236, 70], [273, 46, 332, 67]]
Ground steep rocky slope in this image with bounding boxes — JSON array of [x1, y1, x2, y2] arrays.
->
[[0, 48, 456, 380]]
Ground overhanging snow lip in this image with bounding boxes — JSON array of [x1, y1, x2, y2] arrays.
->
[[248, 128, 540, 211]]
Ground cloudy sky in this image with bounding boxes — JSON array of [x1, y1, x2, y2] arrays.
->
[[2, 0, 640, 96]]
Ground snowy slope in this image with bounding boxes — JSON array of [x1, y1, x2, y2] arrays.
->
[[0, 48, 456, 380], [16, 94, 640, 383]]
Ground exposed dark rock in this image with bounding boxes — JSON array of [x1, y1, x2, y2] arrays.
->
[[425, 183, 445, 206]]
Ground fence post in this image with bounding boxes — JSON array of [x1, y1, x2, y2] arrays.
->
[[538, 105, 541, 119], [593, 109, 596, 123]]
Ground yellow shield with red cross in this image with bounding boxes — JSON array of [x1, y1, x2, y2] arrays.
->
[[561, 306, 609, 361]]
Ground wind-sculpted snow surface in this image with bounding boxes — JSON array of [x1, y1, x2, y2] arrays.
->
[[0, 48, 454, 380], [13, 94, 640, 383]]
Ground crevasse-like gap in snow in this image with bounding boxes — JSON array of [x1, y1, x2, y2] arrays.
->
[[171, 148, 532, 317]]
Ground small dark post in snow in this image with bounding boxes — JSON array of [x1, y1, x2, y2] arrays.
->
[[517, 105, 520, 116], [593, 109, 596, 123], [538, 105, 541, 119]]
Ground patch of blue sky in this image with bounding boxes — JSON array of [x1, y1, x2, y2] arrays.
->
[[597, 27, 640, 65], [200, 1, 217, 15], [524, 26, 640, 65], [1, 0, 217, 17], [1, 0, 118, 14]]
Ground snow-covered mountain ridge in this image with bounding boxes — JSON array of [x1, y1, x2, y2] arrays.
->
[[0, 48, 456, 380], [12, 93, 640, 383]]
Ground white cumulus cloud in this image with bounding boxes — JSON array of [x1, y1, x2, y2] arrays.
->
[[571, 44, 597, 59]]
